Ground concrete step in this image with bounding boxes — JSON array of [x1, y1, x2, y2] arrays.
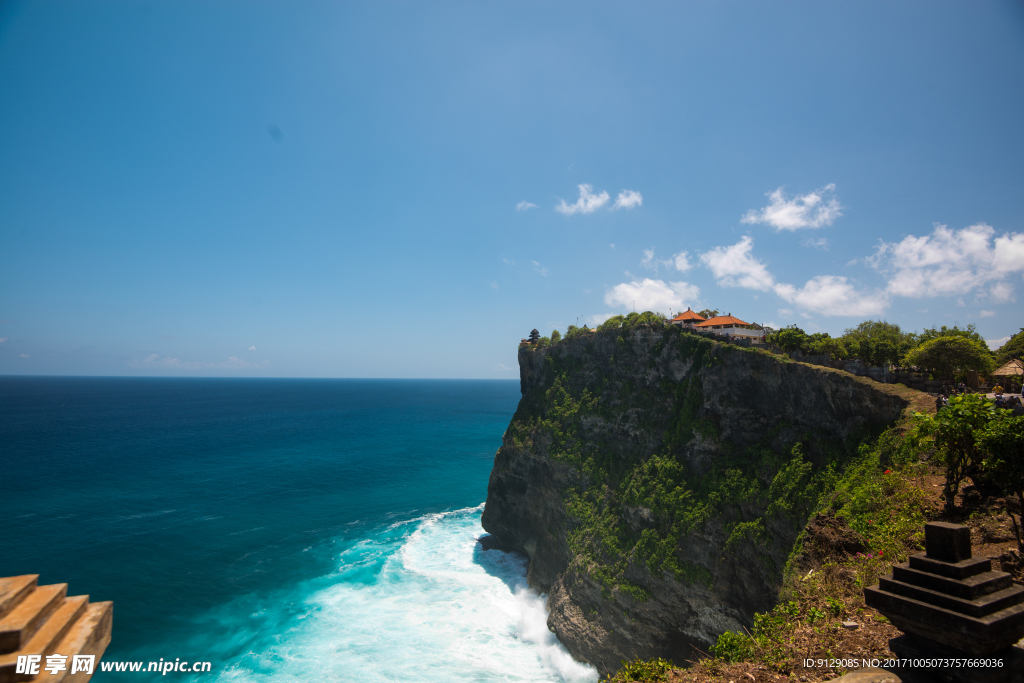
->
[[865, 584, 1024, 655], [0, 585, 66, 655], [31, 602, 112, 683], [0, 596, 87, 683], [892, 563, 1012, 599], [880, 575, 1024, 617], [908, 552, 993, 580], [0, 579, 37, 622]]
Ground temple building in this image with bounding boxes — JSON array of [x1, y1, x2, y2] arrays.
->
[[668, 308, 706, 327], [694, 314, 764, 339]]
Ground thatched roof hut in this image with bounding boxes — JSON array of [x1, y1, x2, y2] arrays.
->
[[993, 359, 1023, 377]]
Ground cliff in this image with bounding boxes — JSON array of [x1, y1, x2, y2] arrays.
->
[[481, 322, 920, 676]]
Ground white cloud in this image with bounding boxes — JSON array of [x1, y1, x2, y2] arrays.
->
[[777, 308, 794, 317], [609, 243, 615, 249], [0, 338, 6, 343], [531, 260, 548, 277], [490, 281, 498, 289], [641, 248, 656, 269], [613, 190, 643, 210], [773, 276, 888, 317], [587, 313, 617, 327], [643, 248, 693, 274], [556, 184, 610, 215], [988, 336, 1011, 351], [673, 252, 691, 272], [700, 236, 775, 291], [991, 282, 1014, 303], [871, 223, 1024, 301], [979, 310, 996, 318], [801, 237, 829, 250], [700, 236, 887, 316], [741, 184, 842, 231], [248, 345, 257, 351], [19, 354, 29, 358], [604, 278, 700, 313], [516, 201, 538, 211]]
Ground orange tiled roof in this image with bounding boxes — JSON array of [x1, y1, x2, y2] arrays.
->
[[671, 308, 706, 322], [695, 314, 750, 328]]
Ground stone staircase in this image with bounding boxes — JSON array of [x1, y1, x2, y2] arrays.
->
[[0, 576, 111, 683], [865, 522, 1024, 657]]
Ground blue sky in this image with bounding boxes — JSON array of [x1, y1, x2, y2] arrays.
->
[[1, 1, 1023, 378]]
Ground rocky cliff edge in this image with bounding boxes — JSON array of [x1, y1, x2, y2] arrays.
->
[[481, 324, 921, 676]]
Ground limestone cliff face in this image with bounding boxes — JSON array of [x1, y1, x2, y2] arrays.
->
[[481, 324, 914, 676]]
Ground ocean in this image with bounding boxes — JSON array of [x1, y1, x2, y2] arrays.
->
[[0, 377, 597, 682]]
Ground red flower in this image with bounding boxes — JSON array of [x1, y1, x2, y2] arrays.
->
[[884, 469, 891, 474]]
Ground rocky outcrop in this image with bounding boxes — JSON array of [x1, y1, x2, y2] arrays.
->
[[482, 324, 918, 676]]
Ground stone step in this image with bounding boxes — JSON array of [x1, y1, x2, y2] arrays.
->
[[892, 563, 1011, 599], [0, 585, 66, 655], [31, 602, 112, 683], [0, 596, 88, 683], [879, 575, 1024, 617], [908, 552, 993, 580], [864, 584, 1024, 655], [0, 578, 37, 622]]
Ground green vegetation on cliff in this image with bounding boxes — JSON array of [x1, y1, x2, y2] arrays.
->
[[509, 315, 896, 599], [610, 385, 1024, 682]]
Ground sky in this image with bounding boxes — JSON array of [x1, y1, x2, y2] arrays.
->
[[1, 1, 1023, 378]]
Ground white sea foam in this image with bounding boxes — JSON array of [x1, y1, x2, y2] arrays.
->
[[203, 506, 597, 683]]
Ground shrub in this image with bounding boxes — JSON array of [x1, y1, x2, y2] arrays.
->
[[981, 414, 1024, 551], [607, 657, 675, 682], [913, 393, 998, 512]]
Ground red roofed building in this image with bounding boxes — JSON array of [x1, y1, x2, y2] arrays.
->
[[694, 314, 765, 339], [669, 308, 706, 327]]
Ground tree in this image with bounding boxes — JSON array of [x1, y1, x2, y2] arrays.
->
[[871, 340, 901, 368], [996, 328, 1024, 366], [598, 315, 624, 331], [697, 309, 720, 320], [842, 320, 915, 345], [981, 414, 1024, 552], [811, 336, 848, 360], [904, 336, 995, 380], [841, 320, 916, 367], [914, 394, 998, 513], [917, 324, 988, 347], [768, 325, 810, 353], [550, 330, 561, 343]]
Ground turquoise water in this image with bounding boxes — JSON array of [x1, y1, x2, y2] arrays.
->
[[0, 377, 597, 682]]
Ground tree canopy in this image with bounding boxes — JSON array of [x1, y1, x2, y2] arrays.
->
[[768, 325, 810, 353], [996, 328, 1024, 365], [598, 311, 665, 333], [841, 320, 915, 347], [917, 324, 987, 347], [904, 335, 995, 379]]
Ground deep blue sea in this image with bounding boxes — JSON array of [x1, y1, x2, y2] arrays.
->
[[0, 377, 597, 682]]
